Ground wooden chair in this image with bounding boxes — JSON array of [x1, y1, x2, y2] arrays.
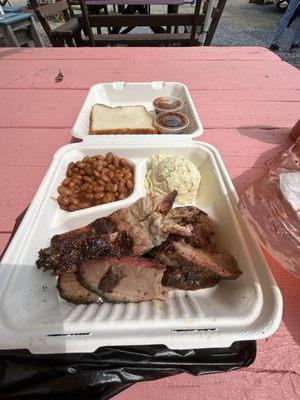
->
[[202, 0, 227, 45], [78, 0, 205, 46], [0, 12, 44, 47], [70, 0, 109, 18], [28, 0, 82, 46]]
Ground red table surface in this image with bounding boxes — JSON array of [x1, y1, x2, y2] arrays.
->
[[0, 46, 299, 399]]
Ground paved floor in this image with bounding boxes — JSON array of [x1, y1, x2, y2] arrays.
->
[[3, 0, 300, 68], [212, 1, 300, 68]]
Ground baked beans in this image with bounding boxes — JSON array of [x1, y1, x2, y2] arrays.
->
[[57, 153, 134, 212]]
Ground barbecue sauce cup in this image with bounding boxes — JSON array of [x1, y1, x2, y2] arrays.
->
[[154, 112, 189, 134], [153, 96, 184, 114]]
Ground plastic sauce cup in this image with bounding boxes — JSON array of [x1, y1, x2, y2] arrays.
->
[[153, 96, 183, 114], [154, 112, 189, 134]]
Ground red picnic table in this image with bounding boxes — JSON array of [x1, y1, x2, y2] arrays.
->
[[0, 46, 299, 399]]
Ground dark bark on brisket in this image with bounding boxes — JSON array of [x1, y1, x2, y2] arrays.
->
[[162, 266, 220, 290], [98, 266, 126, 293], [151, 241, 220, 290], [37, 232, 133, 274], [169, 241, 241, 279], [50, 217, 117, 249]]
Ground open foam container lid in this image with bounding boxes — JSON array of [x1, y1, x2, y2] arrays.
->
[[71, 81, 203, 141]]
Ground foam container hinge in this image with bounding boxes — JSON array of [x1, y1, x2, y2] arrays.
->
[[0, 141, 282, 354], [72, 81, 203, 141]]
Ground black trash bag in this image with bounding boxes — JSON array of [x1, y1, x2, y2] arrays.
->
[[0, 342, 256, 400]]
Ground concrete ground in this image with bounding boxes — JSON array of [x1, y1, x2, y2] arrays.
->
[[212, 0, 300, 68], [3, 0, 300, 68]]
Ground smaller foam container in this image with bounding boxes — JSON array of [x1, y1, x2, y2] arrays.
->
[[72, 81, 203, 140]]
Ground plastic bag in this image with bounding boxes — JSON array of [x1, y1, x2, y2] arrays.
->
[[239, 137, 300, 277], [0, 342, 256, 400]]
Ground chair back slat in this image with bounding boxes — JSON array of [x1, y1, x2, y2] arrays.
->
[[36, 0, 69, 18], [29, 0, 52, 38], [204, 0, 227, 45], [190, 0, 202, 39], [79, 0, 95, 45], [85, 13, 204, 28]]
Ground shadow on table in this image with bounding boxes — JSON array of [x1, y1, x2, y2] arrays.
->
[[233, 125, 300, 347], [0, 48, 26, 60]]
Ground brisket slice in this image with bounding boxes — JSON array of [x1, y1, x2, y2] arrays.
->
[[152, 241, 241, 290], [37, 232, 133, 274], [162, 266, 220, 291], [57, 272, 102, 304], [151, 241, 220, 290], [78, 257, 168, 303], [165, 206, 216, 252], [171, 241, 241, 279]]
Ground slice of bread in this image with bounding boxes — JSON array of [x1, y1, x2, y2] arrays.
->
[[89, 104, 158, 135]]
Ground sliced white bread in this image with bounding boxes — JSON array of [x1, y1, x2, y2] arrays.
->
[[89, 104, 158, 135]]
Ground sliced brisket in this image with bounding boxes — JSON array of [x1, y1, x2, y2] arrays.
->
[[57, 272, 102, 304], [162, 266, 220, 291], [78, 257, 168, 303], [171, 241, 241, 279], [152, 241, 241, 290]]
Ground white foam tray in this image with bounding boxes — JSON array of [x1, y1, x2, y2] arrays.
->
[[0, 141, 282, 354], [72, 81, 203, 140]]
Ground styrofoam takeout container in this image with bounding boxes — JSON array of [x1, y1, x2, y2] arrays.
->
[[0, 82, 282, 354], [0, 143, 282, 354], [72, 81, 203, 140]]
